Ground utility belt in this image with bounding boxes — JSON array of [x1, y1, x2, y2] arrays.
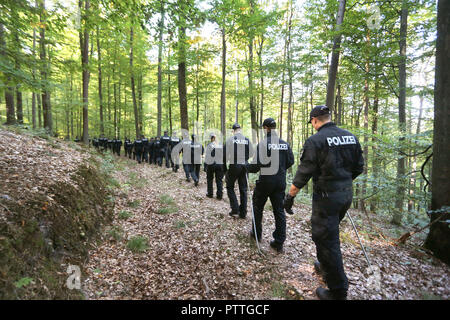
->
[[313, 181, 352, 194]]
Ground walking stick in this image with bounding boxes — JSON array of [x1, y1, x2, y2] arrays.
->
[[245, 173, 265, 256], [346, 211, 371, 267]]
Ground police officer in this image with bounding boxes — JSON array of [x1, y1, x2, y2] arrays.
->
[[115, 138, 122, 156], [160, 131, 171, 168], [180, 133, 193, 181], [154, 137, 162, 166], [188, 134, 204, 186], [134, 137, 144, 164], [93, 137, 99, 150], [205, 133, 224, 199], [107, 138, 114, 152], [142, 135, 149, 163], [247, 118, 294, 253], [99, 135, 108, 152], [149, 137, 155, 164], [170, 134, 181, 172], [224, 123, 254, 218], [284, 105, 364, 300]]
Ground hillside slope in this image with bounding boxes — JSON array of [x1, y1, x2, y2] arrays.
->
[[0, 127, 114, 299]]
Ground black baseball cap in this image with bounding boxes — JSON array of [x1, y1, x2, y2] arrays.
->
[[261, 118, 276, 128], [232, 123, 241, 130], [308, 105, 330, 123]]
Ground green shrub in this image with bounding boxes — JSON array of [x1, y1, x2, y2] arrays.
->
[[127, 236, 149, 253], [118, 210, 132, 220]]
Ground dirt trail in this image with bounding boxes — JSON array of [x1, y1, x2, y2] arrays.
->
[[82, 156, 450, 300]]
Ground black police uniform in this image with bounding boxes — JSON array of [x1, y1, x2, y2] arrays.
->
[[134, 138, 144, 163], [115, 139, 122, 156], [224, 132, 254, 218], [160, 134, 171, 168], [189, 138, 204, 185], [93, 138, 99, 149], [142, 137, 149, 163], [125, 138, 133, 158], [248, 131, 294, 246], [292, 121, 364, 295], [154, 138, 162, 166], [179, 137, 193, 181], [205, 140, 224, 199], [148, 138, 155, 164], [170, 136, 181, 172]]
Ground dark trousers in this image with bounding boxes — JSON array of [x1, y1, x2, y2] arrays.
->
[[157, 151, 163, 166], [135, 152, 142, 164], [183, 163, 190, 179], [311, 190, 352, 292], [189, 164, 201, 182], [252, 181, 286, 244], [225, 165, 248, 217], [163, 148, 170, 168], [142, 151, 149, 163], [207, 164, 224, 197]]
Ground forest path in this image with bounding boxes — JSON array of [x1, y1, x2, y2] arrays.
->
[[82, 155, 450, 300]]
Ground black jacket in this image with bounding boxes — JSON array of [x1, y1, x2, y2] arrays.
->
[[224, 132, 254, 166], [248, 132, 295, 187], [205, 142, 224, 165], [292, 122, 364, 192]]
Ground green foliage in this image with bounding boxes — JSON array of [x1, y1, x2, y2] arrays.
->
[[118, 210, 132, 220], [107, 226, 124, 241], [127, 236, 149, 253], [14, 277, 33, 289], [126, 199, 140, 208]]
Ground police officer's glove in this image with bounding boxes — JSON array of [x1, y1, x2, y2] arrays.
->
[[284, 193, 295, 215]]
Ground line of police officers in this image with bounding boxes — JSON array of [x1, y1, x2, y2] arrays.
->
[[89, 105, 364, 300]]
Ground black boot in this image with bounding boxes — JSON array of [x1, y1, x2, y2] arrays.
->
[[249, 230, 261, 243], [269, 240, 284, 253], [206, 194, 213, 198], [315, 287, 347, 300], [229, 210, 238, 217], [194, 180, 199, 186]]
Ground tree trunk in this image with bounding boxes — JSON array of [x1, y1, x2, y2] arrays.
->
[[392, 0, 408, 225], [325, 0, 346, 110], [424, 0, 450, 265], [157, 1, 164, 137], [97, 26, 104, 135], [32, 27, 37, 129], [0, 23, 16, 125], [178, 23, 189, 131], [40, 0, 52, 132], [80, 0, 90, 144], [220, 28, 227, 140], [130, 27, 140, 138]]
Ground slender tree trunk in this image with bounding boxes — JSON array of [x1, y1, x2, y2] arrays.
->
[[393, 0, 409, 225], [168, 46, 172, 135], [0, 23, 16, 125], [40, 0, 52, 132], [97, 26, 104, 135], [32, 27, 37, 129], [157, 1, 165, 136], [130, 27, 140, 138], [257, 36, 264, 127], [325, 0, 346, 110], [79, 0, 90, 144], [220, 28, 227, 140], [286, 0, 294, 148], [178, 22, 189, 131], [235, 68, 239, 123]]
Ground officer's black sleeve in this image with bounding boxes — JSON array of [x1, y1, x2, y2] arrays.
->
[[247, 143, 261, 173], [292, 138, 318, 189], [286, 144, 295, 170], [352, 138, 364, 180]]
